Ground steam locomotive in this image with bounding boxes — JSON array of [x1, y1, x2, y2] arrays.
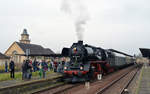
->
[[61, 41, 134, 82]]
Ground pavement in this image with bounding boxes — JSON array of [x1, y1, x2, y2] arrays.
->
[[138, 65, 150, 94], [0, 71, 60, 88]]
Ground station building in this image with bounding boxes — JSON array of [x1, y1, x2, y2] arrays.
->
[[0, 52, 10, 66], [5, 29, 55, 64]]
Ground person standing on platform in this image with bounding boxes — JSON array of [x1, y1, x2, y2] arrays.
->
[[41, 60, 48, 78], [33, 59, 38, 72], [47, 61, 50, 71], [53, 60, 58, 72], [28, 60, 33, 79], [50, 60, 54, 71], [9, 60, 15, 78], [5, 61, 8, 72], [22, 60, 25, 80], [38, 62, 43, 78]]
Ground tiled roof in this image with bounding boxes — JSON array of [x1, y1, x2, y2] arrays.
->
[[16, 42, 55, 56], [0, 52, 10, 59], [139, 48, 150, 58]]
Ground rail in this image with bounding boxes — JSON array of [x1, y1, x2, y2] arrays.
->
[[96, 66, 139, 94], [0, 75, 63, 94]]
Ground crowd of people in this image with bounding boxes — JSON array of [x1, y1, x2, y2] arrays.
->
[[21, 59, 55, 80], [5, 58, 67, 80]]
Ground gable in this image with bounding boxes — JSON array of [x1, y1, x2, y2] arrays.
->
[[5, 42, 25, 56]]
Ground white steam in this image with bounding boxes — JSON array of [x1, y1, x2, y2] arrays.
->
[[61, 0, 90, 41]]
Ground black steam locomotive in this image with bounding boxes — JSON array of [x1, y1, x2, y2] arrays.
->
[[61, 41, 134, 82]]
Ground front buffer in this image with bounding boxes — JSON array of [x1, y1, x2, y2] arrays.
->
[[63, 70, 89, 83]]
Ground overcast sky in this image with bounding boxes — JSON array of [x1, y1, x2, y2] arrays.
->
[[0, 0, 150, 55]]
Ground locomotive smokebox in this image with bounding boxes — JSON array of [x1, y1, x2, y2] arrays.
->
[[78, 40, 83, 45]]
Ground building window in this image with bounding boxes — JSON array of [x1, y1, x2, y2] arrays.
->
[[12, 51, 18, 63]]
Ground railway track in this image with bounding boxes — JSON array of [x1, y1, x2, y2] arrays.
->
[[35, 65, 140, 94], [96, 66, 139, 94], [63, 66, 139, 94], [0, 66, 139, 94], [0, 75, 63, 94], [36, 83, 81, 94]]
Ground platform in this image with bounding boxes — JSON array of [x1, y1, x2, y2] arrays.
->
[[0, 72, 60, 89], [138, 65, 150, 94]]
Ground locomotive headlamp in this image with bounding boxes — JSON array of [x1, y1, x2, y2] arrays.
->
[[64, 66, 67, 70], [80, 66, 83, 70], [73, 48, 77, 53]]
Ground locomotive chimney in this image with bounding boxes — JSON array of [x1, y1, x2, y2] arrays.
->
[[78, 40, 83, 45]]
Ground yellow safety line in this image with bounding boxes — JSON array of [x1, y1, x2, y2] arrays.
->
[[135, 66, 144, 94]]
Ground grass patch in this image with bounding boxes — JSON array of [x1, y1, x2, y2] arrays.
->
[[0, 64, 21, 72], [0, 71, 54, 81], [0, 65, 5, 71]]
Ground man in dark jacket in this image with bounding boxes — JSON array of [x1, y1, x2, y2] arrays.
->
[[33, 59, 38, 72], [5, 61, 8, 72], [24, 60, 32, 80], [9, 60, 15, 78]]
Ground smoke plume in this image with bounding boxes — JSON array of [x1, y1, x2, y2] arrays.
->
[[61, 0, 90, 41]]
